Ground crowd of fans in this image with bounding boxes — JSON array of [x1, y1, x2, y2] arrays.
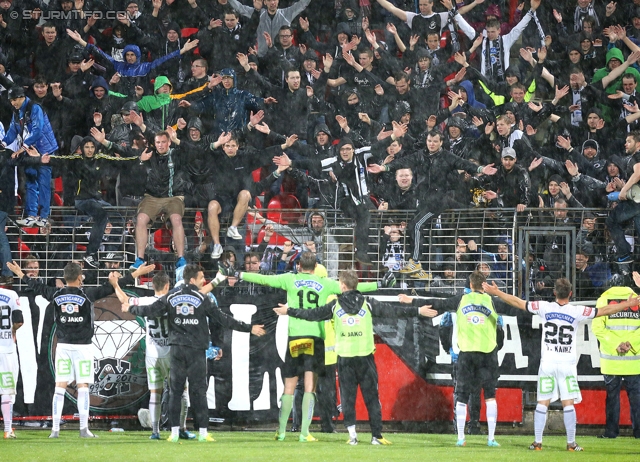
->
[[1, 0, 640, 299]]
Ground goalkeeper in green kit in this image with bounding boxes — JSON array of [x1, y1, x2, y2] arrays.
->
[[219, 252, 396, 442], [273, 269, 436, 445]]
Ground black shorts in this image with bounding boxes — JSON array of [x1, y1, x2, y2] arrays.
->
[[282, 336, 325, 379], [188, 183, 217, 208], [211, 194, 237, 215], [455, 350, 499, 400]]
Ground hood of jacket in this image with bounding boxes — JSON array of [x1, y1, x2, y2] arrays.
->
[[581, 138, 600, 157], [123, 44, 141, 64], [607, 154, 626, 178], [458, 80, 486, 109], [154, 75, 173, 94], [90, 76, 110, 98], [81, 136, 97, 156], [391, 100, 411, 122], [336, 22, 352, 39], [187, 116, 204, 134], [606, 47, 624, 67], [220, 68, 237, 88], [340, 0, 360, 18], [338, 290, 365, 315], [314, 123, 332, 139], [70, 134, 84, 154]]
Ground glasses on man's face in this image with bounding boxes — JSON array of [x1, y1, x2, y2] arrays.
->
[[280, 34, 292, 39], [340, 147, 353, 152]]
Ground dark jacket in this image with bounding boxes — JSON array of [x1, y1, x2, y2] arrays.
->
[[130, 282, 252, 349], [190, 69, 262, 135], [387, 148, 481, 195], [21, 272, 136, 344]]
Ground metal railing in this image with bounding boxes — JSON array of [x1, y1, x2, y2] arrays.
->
[[7, 206, 619, 300]]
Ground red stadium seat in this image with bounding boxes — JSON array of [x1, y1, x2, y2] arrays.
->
[[245, 227, 253, 247], [267, 194, 301, 224], [181, 28, 200, 54], [154, 228, 172, 252], [53, 193, 63, 206], [252, 168, 262, 183], [17, 238, 31, 258], [21, 227, 39, 235], [256, 227, 288, 246]]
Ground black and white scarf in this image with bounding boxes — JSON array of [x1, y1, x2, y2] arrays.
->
[[573, 2, 599, 32], [484, 37, 504, 80]]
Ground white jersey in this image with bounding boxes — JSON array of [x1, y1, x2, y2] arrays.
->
[[0, 288, 21, 354], [129, 295, 170, 358], [527, 300, 596, 364]]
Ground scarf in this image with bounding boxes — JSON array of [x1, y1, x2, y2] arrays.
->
[[447, 9, 460, 53], [531, 11, 546, 47], [414, 67, 433, 88], [484, 36, 504, 81], [574, 3, 599, 32]]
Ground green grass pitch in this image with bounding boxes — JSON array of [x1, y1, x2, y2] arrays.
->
[[2, 431, 638, 461]]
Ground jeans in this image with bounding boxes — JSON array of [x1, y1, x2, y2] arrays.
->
[[75, 198, 111, 255], [605, 200, 640, 258], [603, 374, 640, 438], [0, 211, 12, 276], [24, 163, 52, 219]]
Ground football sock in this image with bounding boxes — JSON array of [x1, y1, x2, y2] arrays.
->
[[150, 392, 161, 434], [564, 405, 577, 444], [2, 395, 12, 432], [455, 402, 467, 440], [534, 403, 548, 443], [78, 388, 90, 430], [180, 390, 189, 430], [52, 387, 65, 432], [486, 400, 497, 441], [278, 394, 293, 435], [199, 428, 207, 438], [171, 426, 179, 439], [347, 425, 357, 439], [301, 392, 315, 437]]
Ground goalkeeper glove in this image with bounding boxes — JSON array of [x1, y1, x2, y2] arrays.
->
[[218, 260, 240, 279], [378, 270, 397, 288]]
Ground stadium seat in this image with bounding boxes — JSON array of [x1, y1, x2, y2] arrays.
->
[[53, 193, 63, 206], [267, 194, 301, 224], [181, 28, 200, 54], [17, 238, 31, 258], [245, 227, 253, 247], [153, 228, 172, 252], [256, 227, 288, 246], [252, 168, 262, 183]]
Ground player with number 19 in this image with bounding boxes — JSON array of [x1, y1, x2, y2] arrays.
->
[[0, 286, 22, 439], [483, 278, 639, 452], [220, 252, 394, 442]]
